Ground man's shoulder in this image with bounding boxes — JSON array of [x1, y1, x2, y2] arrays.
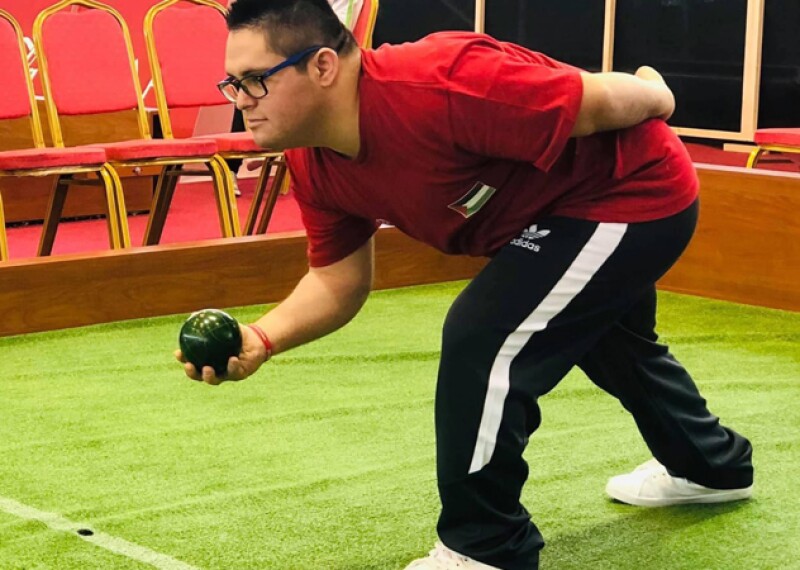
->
[[371, 31, 492, 52], [364, 32, 569, 85], [364, 32, 505, 79]]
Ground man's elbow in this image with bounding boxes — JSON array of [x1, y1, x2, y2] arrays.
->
[[348, 281, 372, 311], [570, 114, 599, 138], [333, 274, 371, 319]]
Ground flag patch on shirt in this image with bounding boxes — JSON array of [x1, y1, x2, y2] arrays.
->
[[448, 182, 497, 218]]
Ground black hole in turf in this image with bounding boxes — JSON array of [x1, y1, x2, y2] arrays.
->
[[77, 529, 94, 536]]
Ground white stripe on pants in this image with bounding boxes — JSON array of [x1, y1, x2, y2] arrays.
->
[[468, 223, 627, 474]]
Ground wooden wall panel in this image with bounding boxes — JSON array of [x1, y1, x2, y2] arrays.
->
[[659, 164, 800, 310], [0, 229, 487, 337], [0, 233, 304, 337]]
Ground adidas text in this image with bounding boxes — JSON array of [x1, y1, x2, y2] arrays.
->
[[511, 238, 541, 251]]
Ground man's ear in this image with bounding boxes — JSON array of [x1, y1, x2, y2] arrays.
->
[[312, 48, 340, 87]]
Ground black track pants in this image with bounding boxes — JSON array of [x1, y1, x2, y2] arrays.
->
[[434, 201, 753, 569]]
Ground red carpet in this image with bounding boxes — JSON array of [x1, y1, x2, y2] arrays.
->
[[4, 177, 303, 260], [684, 142, 750, 167], [4, 142, 798, 261]]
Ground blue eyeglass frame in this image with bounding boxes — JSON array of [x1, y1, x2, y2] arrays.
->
[[217, 44, 324, 102]]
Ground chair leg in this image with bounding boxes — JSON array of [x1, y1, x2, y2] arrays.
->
[[100, 164, 131, 248], [256, 160, 287, 235], [209, 157, 238, 238], [244, 157, 274, 235], [747, 147, 764, 168], [97, 166, 122, 249], [0, 187, 8, 262], [279, 167, 291, 195], [38, 175, 69, 256], [222, 158, 242, 236], [144, 164, 180, 246]]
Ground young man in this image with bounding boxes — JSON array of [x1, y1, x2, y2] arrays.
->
[[224, 0, 364, 195], [177, 1, 754, 567]]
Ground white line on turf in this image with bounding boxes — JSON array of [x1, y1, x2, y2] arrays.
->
[[0, 496, 200, 570]]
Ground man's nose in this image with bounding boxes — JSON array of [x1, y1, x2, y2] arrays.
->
[[236, 88, 256, 110]]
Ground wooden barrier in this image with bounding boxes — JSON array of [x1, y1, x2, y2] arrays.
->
[[0, 228, 487, 336], [659, 164, 800, 311], [0, 163, 797, 337]]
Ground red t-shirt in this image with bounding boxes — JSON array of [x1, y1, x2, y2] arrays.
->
[[286, 32, 698, 268]]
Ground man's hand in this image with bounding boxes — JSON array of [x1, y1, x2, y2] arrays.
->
[[175, 324, 270, 386], [634, 66, 675, 121]]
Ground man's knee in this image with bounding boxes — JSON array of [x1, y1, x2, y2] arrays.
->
[[441, 293, 502, 354]]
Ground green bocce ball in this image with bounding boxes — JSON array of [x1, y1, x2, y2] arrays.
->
[[179, 309, 242, 377]]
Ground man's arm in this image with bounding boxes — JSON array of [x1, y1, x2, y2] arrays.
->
[[571, 66, 675, 137], [253, 236, 374, 357], [180, 237, 374, 384]]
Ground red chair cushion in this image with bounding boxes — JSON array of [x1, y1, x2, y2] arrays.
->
[[99, 138, 218, 161], [0, 18, 33, 120], [0, 146, 106, 170], [202, 132, 265, 153], [753, 128, 800, 147]]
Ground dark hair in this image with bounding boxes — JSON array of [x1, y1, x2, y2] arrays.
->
[[227, 0, 356, 58]]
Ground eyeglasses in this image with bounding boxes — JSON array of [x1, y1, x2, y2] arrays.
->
[[218, 35, 346, 103], [217, 45, 323, 103]]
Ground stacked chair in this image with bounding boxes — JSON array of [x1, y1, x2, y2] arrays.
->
[[33, 0, 237, 246], [0, 0, 381, 259], [0, 8, 126, 260]]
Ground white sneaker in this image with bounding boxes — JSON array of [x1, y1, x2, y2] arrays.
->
[[405, 542, 500, 569], [606, 458, 753, 507]]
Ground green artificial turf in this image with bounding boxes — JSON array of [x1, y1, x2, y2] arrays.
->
[[0, 283, 798, 569]]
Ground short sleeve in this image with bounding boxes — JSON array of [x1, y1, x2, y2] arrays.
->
[[446, 39, 583, 172], [296, 196, 378, 268], [286, 157, 379, 267]]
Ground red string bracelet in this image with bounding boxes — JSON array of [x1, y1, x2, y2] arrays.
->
[[247, 324, 273, 362]]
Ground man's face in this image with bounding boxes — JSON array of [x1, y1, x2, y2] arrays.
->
[[224, 28, 322, 151]]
